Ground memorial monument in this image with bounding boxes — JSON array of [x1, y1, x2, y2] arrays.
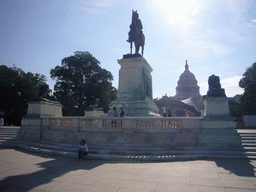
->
[[109, 10, 159, 116], [199, 75, 240, 146], [20, 84, 62, 139], [203, 75, 231, 118]]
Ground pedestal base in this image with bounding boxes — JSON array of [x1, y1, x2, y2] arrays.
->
[[84, 109, 104, 117], [200, 96, 239, 146], [109, 98, 160, 117], [27, 101, 62, 117], [203, 97, 231, 118], [109, 56, 159, 117], [20, 101, 63, 139]]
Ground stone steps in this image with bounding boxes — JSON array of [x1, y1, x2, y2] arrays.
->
[[238, 130, 256, 158], [0, 127, 19, 140], [0, 138, 248, 156], [1, 127, 256, 161], [239, 131, 256, 150], [0, 140, 252, 161]]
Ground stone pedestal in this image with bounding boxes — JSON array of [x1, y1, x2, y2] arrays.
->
[[109, 56, 159, 116], [27, 101, 62, 117], [199, 96, 240, 147], [203, 97, 230, 118], [202, 96, 236, 128], [84, 109, 104, 117], [20, 101, 62, 139]]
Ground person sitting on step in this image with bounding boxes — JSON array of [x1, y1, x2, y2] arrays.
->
[[78, 139, 89, 161]]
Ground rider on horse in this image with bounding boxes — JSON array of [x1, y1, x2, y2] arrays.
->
[[127, 10, 145, 55], [127, 10, 143, 43]]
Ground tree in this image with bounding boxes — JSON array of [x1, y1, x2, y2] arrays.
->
[[239, 62, 256, 115], [50, 51, 115, 115], [0, 65, 46, 125]]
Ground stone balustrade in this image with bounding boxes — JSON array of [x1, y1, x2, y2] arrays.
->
[[41, 116, 202, 132], [20, 116, 240, 147], [34, 116, 204, 145]]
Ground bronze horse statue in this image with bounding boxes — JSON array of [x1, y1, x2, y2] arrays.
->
[[127, 10, 145, 56]]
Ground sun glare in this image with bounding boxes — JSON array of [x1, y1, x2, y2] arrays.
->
[[151, 0, 201, 26]]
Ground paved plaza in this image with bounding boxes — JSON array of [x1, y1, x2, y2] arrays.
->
[[0, 149, 256, 192]]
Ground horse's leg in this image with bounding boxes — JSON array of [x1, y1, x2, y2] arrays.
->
[[130, 42, 132, 54], [142, 45, 144, 56], [135, 42, 139, 55]]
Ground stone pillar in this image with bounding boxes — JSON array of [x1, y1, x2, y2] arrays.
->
[[203, 97, 231, 118], [199, 75, 240, 147], [109, 56, 159, 116], [27, 101, 62, 117], [19, 101, 62, 139]]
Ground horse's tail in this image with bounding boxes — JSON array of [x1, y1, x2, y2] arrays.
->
[[142, 33, 145, 46], [141, 34, 145, 56]]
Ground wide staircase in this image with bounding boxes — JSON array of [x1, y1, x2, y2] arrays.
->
[[1, 126, 256, 161], [237, 129, 256, 159]]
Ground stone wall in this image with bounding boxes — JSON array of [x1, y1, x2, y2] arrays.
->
[[19, 116, 241, 148], [40, 117, 201, 146], [244, 115, 256, 127]]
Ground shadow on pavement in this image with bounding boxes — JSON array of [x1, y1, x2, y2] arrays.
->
[[1, 149, 256, 191], [214, 158, 256, 177], [0, 148, 107, 191]]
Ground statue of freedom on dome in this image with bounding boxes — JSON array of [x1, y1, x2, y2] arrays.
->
[[126, 10, 145, 56]]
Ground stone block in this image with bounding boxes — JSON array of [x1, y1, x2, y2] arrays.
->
[[27, 101, 62, 117], [108, 56, 159, 116], [19, 125, 41, 139], [84, 110, 104, 117], [198, 128, 241, 146], [182, 117, 202, 128], [202, 118, 236, 129], [203, 97, 230, 118]]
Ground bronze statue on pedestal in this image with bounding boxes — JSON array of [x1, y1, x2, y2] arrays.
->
[[126, 10, 145, 57]]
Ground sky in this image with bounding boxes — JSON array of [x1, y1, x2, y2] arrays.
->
[[1, 0, 256, 98]]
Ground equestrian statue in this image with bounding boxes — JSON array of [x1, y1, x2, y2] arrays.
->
[[127, 10, 145, 56]]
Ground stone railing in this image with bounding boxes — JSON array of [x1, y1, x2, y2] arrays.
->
[[21, 116, 239, 146], [38, 116, 203, 144], [20, 101, 239, 146], [41, 116, 203, 132]]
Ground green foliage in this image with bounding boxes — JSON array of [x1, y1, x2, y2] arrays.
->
[[239, 92, 256, 115], [228, 99, 243, 125], [0, 65, 46, 125], [239, 62, 256, 115], [50, 51, 116, 115], [239, 62, 256, 93]]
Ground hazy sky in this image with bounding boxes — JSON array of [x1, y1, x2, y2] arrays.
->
[[1, 0, 255, 98]]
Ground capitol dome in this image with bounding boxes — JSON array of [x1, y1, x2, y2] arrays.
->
[[173, 60, 203, 110], [175, 60, 200, 99]]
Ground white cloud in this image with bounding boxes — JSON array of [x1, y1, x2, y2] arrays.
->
[[91, 1, 114, 8], [190, 6, 202, 16], [177, 67, 184, 73], [80, 0, 119, 14], [178, 39, 232, 58], [243, 19, 256, 28], [198, 81, 208, 95], [207, 30, 215, 34], [221, 75, 242, 88], [198, 76, 244, 97]]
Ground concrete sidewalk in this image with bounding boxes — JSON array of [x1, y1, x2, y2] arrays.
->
[[0, 149, 256, 192]]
